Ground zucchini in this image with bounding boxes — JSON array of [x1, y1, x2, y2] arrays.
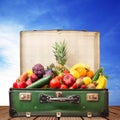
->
[[92, 67, 104, 82], [26, 75, 51, 88]]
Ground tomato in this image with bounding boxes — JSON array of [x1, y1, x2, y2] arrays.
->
[[13, 81, 27, 88], [18, 81, 27, 88], [13, 82, 18, 88], [50, 77, 61, 88], [60, 84, 68, 89]]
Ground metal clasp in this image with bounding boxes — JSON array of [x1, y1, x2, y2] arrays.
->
[[19, 93, 32, 101], [56, 112, 61, 117], [87, 93, 99, 101], [87, 112, 92, 117], [26, 112, 31, 117], [56, 91, 62, 97]]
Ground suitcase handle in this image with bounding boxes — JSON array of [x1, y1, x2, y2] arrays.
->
[[39, 94, 80, 104]]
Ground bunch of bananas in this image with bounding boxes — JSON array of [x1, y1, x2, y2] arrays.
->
[[96, 74, 107, 89]]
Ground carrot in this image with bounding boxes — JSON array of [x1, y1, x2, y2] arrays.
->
[[19, 72, 28, 82]]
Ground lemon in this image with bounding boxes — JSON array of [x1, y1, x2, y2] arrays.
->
[[70, 69, 80, 79], [83, 77, 92, 85]]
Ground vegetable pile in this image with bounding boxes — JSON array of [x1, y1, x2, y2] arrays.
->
[[12, 40, 108, 89], [12, 63, 108, 89]]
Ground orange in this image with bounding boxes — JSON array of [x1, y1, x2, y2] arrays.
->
[[86, 70, 94, 78], [76, 67, 87, 77]]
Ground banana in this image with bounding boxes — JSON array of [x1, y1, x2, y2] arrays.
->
[[103, 76, 107, 88], [96, 74, 107, 89], [70, 63, 90, 71], [79, 63, 90, 70]]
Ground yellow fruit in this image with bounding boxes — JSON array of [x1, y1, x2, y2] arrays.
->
[[76, 67, 87, 77], [70, 70, 80, 79], [27, 69, 33, 77], [96, 75, 107, 89], [70, 63, 82, 71], [83, 77, 92, 85], [79, 63, 90, 69], [70, 63, 90, 71]]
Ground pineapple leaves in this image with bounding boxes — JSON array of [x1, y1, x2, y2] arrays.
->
[[52, 40, 67, 66]]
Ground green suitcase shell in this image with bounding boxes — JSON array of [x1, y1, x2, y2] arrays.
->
[[9, 88, 108, 117]]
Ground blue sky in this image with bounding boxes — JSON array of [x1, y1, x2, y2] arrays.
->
[[0, 0, 120, 105]]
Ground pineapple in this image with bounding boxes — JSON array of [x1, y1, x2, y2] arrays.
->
[[47, 40, 68, 75], [53, 40, 67, 66]]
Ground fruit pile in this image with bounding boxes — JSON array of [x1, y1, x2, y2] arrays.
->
[[12, 63, 107, 89], [12, 40, 108, 89]]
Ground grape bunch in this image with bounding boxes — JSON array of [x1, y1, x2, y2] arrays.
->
[[32, 64, 45, 78]]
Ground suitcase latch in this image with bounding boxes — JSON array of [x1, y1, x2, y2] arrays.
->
[[19, 93, 32, 101], [86, 93, 99, 101]]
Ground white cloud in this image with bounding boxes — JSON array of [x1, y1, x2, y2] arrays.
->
[[0, 23, 24, 105]]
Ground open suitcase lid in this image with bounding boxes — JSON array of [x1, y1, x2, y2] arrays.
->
[[20, 30, 100, 74]]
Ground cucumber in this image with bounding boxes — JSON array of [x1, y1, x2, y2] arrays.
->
[[92, 67, 104, 82], [26, 75, 51, 88]]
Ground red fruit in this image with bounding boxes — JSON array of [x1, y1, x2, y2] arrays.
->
[[17, 81, 27, 88], [26, 79, 32, 86], [30, 73, 38, 82], [13, 81, 27, 88], [62, 73, 75, 87], [71, 83, 78, 89], [13, 82, 18, 88], [56, 75, 63, 81], [50, 77, 61, 88], [63, 70, 70, 74], [60, 84, 68, 89], [80, 84, 86, 89]]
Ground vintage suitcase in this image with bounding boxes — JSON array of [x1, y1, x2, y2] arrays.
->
[[9, 88, 108, 117], [9, 30, 109, 117]]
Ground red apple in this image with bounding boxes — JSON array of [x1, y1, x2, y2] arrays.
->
[[62, 73, 75, 87]]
